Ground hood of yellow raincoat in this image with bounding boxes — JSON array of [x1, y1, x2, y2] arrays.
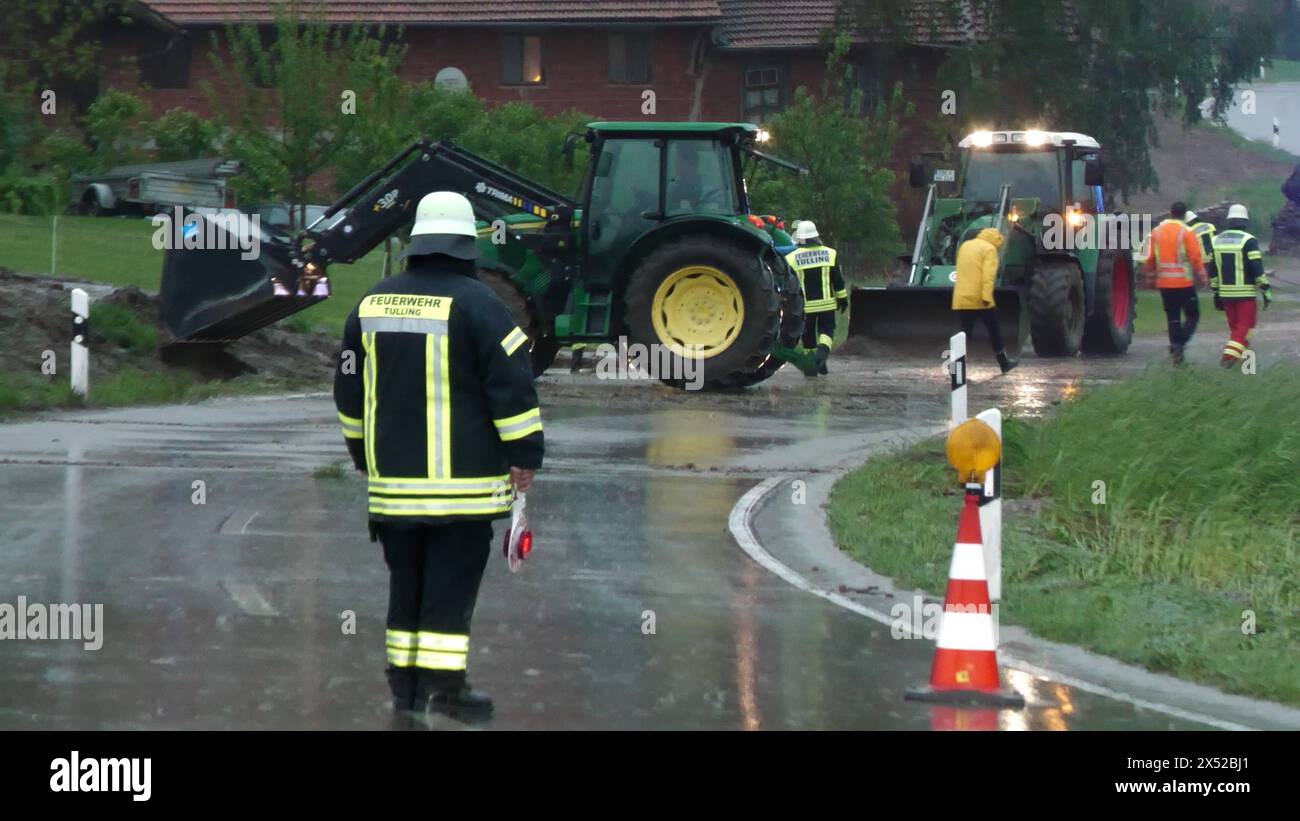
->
[[977, 227, 1003, 248]]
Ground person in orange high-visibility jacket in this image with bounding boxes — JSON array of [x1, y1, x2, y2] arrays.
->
[[1141, 201, 1207, 365]]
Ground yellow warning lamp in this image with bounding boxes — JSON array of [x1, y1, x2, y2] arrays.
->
[[946, 419, 1001, 484]]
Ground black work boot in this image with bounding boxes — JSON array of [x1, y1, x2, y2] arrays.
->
[[1171, 343, 1185, 366], [386, 666, 419, 713], [421, 671, 494, 722], [995, 350, 1018, 374], [815, 345, 830, 375]]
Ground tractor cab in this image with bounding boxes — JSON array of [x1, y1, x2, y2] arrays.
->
[[958, 130, 1104, 228]]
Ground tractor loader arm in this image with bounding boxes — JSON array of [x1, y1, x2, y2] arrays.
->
[[160, 140, 577, 344], [303, 140, 577, 268]]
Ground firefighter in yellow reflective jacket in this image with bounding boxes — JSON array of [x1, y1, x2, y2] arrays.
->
[[785, 221, 847, 375], [1210, 203, 1271, 367], [334, 191, 544, 720], [1185, 209, 1218, 284]]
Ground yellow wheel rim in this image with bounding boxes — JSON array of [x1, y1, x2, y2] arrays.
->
[[651, 265, 744, 359]]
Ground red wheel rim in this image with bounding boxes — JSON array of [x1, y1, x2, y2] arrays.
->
[[1111, 256, 1131, 328]]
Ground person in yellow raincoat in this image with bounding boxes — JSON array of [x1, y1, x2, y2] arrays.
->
[[952, 227, 1017, 374]]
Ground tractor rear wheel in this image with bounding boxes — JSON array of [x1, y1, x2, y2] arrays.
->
[[479, 268, 558, 376], [1029, 259, 1085, 357], [1081, 250, 1135, 355], [624, 237, 780, 388]]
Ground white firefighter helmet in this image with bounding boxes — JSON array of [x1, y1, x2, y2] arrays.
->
[[405, 191, 479, 260], [1226, 203, 1249, 222], [793, 220, 820, 244], [1184, 209, 1198, 222]]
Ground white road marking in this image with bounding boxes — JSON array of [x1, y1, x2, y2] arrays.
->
[[728, 476, 1251, 731], [220, 581, 280, 617]]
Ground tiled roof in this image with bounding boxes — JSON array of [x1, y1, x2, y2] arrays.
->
[[716, 0, 990, 50], [138, 0, 723, 25], [716, 0, 838, 50]]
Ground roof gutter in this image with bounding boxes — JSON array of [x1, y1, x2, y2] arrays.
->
[[124, 0, 183, 35]]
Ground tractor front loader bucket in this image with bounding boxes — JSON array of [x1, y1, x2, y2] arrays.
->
[[159, 213, 328, 346], [849, 286, 1026, 358]]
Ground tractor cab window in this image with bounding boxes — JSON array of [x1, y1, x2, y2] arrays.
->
[[665, 139, 740, 218], [586, 138, 661, 268], [963, 149, 1060, 213]]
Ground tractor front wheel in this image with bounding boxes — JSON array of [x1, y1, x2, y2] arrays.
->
[[479, 268, 558, 376], [1081, 250, 1135, 355], [1029, 259, 1085, 357], [624, 237, 780, 388]]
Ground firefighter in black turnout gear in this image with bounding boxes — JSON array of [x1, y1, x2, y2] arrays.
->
[[334, 191, 544, 720], [786, 221, 848, 375]]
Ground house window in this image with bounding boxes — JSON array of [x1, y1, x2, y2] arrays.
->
[[743, 64, 783, 123], [139, 37, 192, 89], [846, 64, 882, 115], [609, 32, 652, 84], [502, 34, 544, 85]]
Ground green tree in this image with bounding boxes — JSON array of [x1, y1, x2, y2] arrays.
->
[[203, 3, 402, 225], [749, 33, 910, 277], [460, 103, 592, 196], [332, 77, 591, 200], [151, 108, 220, 161], [82, 88, 148, 170], [331, 80, 486, 195], [854, 0, 1277, 200], [0, 0, 112, 115]]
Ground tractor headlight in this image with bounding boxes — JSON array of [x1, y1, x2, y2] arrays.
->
[[757, 129, 771, 143], [1025, 130, 1047, 146], [970, 130, 993, 147], [1067, 209, 1086, 227]]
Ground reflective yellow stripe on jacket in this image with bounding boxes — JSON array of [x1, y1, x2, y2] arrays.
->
[[494, 407, 543, 442]]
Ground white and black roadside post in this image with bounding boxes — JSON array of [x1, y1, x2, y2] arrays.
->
[[71, 287, 89, 398], [949, 331, 967, 426], [976, 408, 1003, 605]]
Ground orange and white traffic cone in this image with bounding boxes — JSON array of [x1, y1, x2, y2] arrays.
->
[[906, 484, 1024, 708]]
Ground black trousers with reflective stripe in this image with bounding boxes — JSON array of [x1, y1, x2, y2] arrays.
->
[[801, 309, 837, 349], [379, 520, 492, 682]]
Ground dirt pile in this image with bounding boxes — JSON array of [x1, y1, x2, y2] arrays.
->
[[0, 267, 336, 387], [1273, 165, 1300, 256]]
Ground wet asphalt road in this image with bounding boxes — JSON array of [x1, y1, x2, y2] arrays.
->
[[0, 343, 1230, 730]]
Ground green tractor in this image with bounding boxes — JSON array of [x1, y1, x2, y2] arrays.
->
[[851, 129, 1136, 357], [159, 122, 814, 388]]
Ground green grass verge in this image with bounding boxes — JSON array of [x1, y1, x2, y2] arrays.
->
[[1197, 120, 1298, 166], [1182, 174, 1287, 244], [1132, 290, 1230, 337], [312, 460, 349, 480], [1260, 58, 1300, 84], [828, 366, 1300, 705], [0, 213, 385, 336]]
